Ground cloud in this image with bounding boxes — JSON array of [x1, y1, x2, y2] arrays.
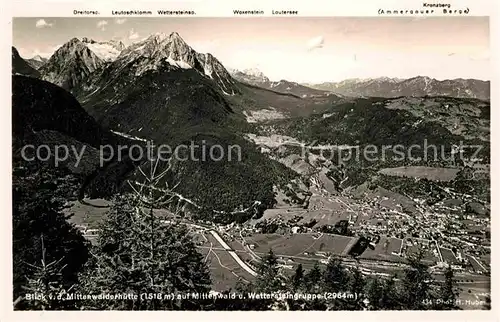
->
[[97, 20, 108, 31], [35, 19, 54, 28], [115, 18, 127, 25], [128, 29, 139, 40], [307, 36, 324, 51]]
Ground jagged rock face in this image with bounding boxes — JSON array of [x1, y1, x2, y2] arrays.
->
[[198, 52, 238, 95], [12, 47, 40, 78], [116, 32, 239, 94], [230, 67, 270, 86], [39, 38, 104, 91]]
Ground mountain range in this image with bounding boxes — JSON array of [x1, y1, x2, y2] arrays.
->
[[81, 37, 125, 62], [230, 69, 490, 101], [230, 68, 329, 98], [306, 76, 490, 101], [12, 32, 299, 221], [11, 31, 490, 222], [16, 39, 489, 101]]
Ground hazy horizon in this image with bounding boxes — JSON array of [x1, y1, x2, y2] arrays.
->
[[13, 17, 490, 83]]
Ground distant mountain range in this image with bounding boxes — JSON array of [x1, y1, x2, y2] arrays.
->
[[25, 55, 47, 69], [15, 40, 489, 101], [230, 68, 330, 98], [230, 69, 490, 101], [306, 76, 490, 101]]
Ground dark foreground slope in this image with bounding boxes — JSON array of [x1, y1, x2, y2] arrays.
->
[[12, 47, 40, 78], [12, 75, 138, 194], [13, 75, 110, 149]]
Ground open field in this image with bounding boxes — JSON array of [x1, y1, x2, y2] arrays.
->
[[440, 247, 460, 264], [378, 166, 460, 182], [406, 244, 441, 264], [359, 237, 403, 262], [198, 247, 251, 291], [63, 198, 111, 229], [246, 233, 356, 257]]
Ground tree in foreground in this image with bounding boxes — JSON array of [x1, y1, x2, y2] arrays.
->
[[401, 252, 434, 310], [255, 249, 281, 292], [379, 274, 402, 310], [345, 267, 366, 310], [13, 160, 89, 310], [434, 264, 460, 310], [79, 158, 211, 310], [19, 234, 75, 310], [253, 249, 291, 310], [292, 264, 304, 291], [322, 258, 351, 310], [366, 278, 383, 310]]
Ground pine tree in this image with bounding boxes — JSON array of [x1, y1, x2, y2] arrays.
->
[[254, 249, 294, 310], [304, 262, 322, 293], [19, 235, 76, 310], [401, 252, 434, 310], [292, 264, 304, 291], [13, 160, 89, 310], [349, 267, 365, 296], [366, 278, 383, 310], [321, 258, 352, 310], [302, 263, 327, 310], [255, 249, 281, 293], [379, 274, 401, 310], [79, 157, 211, 310], [434, 265, 459, 310], [346, 267, 365, 310], [322, 258, 349, 293]]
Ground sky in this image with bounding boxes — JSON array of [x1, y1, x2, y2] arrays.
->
[[13, 17, 490, 83]]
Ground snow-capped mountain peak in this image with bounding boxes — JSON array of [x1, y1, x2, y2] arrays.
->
[[242, 68, 267, 78], [81, 37, 125, 62], [31, 55, 46, 62], [229, 67, 270, 85]]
